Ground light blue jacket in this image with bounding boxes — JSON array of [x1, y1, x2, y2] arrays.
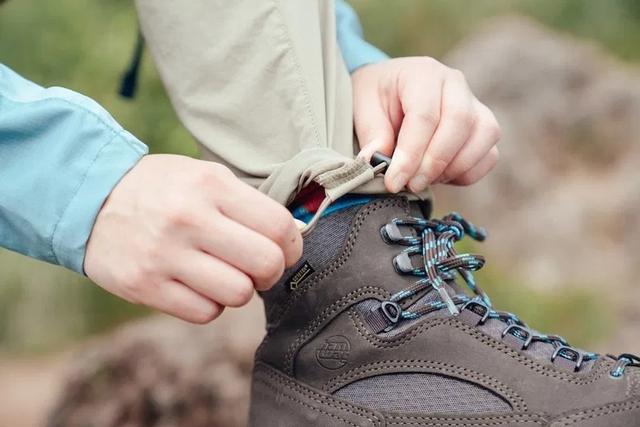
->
[[0, 0, 387, 274]]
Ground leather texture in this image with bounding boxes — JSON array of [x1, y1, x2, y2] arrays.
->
[[249, 197, 640, 426]]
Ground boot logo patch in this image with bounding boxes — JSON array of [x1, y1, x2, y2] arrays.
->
[[286, 261, 315, 292], [315, 335, 350, 370]]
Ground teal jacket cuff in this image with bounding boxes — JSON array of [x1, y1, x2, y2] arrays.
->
[[0, 63, 148, 273], [335, 0, 389, 73]]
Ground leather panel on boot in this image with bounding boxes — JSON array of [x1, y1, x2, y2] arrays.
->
[[549, 397, 640, 426], [257, 197, 423, 373], [249, 361, 384, 427], [296, 306, 631, 419]]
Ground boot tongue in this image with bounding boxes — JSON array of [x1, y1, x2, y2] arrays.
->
[[358, 202, 600, 373], [408, 198, 433, 219], [397, 200, 463, 309]]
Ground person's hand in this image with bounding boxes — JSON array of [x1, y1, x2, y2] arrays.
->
[[352, 57, 501, 192], [84, 154, 302, 324]]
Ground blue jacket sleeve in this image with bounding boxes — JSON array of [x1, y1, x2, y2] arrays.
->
[[335, 0, 389, 73], [0, 63, 148, 273]]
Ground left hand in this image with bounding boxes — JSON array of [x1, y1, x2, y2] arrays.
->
[[352, 57, 501, 192]]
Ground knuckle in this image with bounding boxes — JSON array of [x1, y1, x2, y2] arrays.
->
[[479, 107, 502, 142], [487, 120, 502, 142], [442, 162, 468, 183], [489, 147, 500, 164], [456, 158, 475, 175], [120, 273, 147, 304], [190, 303, 221, 324], [447, 107, 475, 127], [269, 211, 295, 242], [291, 236, 303, 264], [449, 68, 466, 82], [197, 163, 233, 187], [164, 206, 196, 228], [209, 163, 233, 180], [258, 249, 285, 281], [211, 163, 235, 179], [458, 172, 479, 186], [228, 277, 255, 306], [427, 155, 449, 176], [410, 109, 440, 129], [418, 56, 440, 69]]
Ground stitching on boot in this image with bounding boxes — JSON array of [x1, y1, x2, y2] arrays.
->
[[324, 357, 528, 412], [551, 398, 640, 426], [386, 413, 547, 426], [271, 197, 408, 327], [284, 286, 389, 375], [349, 307, 611, 386], [254, 377, 361, 427], [254, 362, 383, 426], [626, 370, 640, 398], [277, 198, 409, 373]]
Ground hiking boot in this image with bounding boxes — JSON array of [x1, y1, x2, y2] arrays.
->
[[249, 194, 640, 426]]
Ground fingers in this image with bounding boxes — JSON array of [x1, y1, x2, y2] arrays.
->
[[355, 111, 395, 162], [440, 102, 501, 184], [353, 82, 399, 161], [450, 146, 500, 186], [217, 181, 302, 268], [171, 250, 256, 307], [195, 213, 286, 291], [408, 71, 475, 192], [149, 279, 224, 324], [386, 69, 444, 193]]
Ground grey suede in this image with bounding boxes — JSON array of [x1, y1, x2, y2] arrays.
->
[[249, 197, 640, 426]]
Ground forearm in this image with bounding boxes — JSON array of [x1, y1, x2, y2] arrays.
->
[[0, 63, 147, 272]]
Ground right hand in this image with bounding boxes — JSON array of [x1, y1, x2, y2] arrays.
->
[[84, 154, 303, 324]]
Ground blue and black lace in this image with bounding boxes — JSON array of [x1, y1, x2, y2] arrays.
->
[[376, 213, 638, 377]]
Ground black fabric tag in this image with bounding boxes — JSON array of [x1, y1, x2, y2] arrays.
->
[[286, 261, 315, 292]]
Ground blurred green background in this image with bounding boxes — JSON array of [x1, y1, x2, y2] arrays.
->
[[1, 0, 639, 355]]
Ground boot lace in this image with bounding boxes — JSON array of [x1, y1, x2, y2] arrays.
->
[[378, 213, 636, 376]]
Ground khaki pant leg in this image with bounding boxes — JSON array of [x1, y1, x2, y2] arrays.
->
[[135, 0, 390, 205]]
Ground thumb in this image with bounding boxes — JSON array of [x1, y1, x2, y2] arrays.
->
[[354, 101, 396, 162]]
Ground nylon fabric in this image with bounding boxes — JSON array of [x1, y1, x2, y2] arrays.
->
[[262, 205, 360, 328], [333, 373, 513, 414]]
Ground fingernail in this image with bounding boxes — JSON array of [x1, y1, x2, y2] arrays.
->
[[390, 173, 407, 193], [358, 139, 383, 161], [357, 147, 373, 161], [408, 175, 429, 192]]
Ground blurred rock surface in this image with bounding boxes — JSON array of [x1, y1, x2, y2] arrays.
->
[[47, 297, 264, 427], [46, 16, 640, 427], [439, 16, 640, 352], [441, 16, 640, 291]]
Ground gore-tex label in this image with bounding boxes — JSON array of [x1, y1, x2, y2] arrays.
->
[[286, 261, 315, 291]]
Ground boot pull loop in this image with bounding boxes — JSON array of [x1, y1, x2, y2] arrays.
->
[[370, 151, 392, 173], [299, 156, 387, 237]]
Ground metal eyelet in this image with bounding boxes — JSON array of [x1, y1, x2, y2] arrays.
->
[[392, 248, 421, 274], [502, 324, 533, 349], [380, 223, 403, 244], [552, 346, 584, 371], [380, 301, 402, 325], [461, 300, 490, 323]]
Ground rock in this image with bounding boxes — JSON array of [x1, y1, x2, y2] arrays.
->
[[47, 298, 264, 427], [439, 16, 640, 293]]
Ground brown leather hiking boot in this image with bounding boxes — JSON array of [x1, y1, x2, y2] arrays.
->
[[249, 196, 640, 426]]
